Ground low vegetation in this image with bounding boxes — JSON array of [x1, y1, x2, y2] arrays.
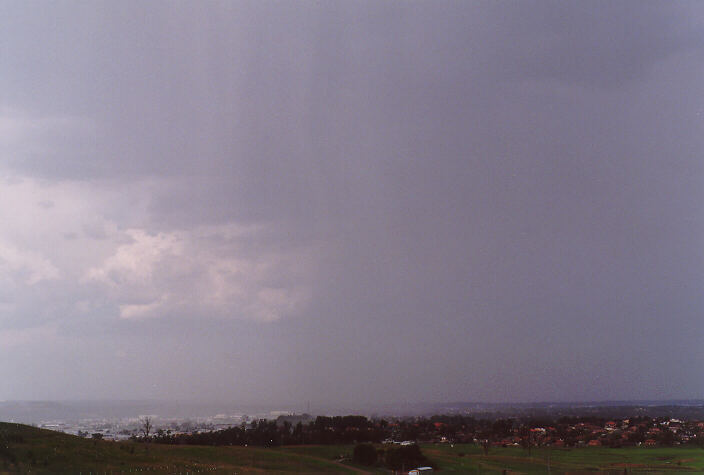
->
[[353, 442, 431, 471], [4, 421, 704, 473], [0, 422, 357, 473]]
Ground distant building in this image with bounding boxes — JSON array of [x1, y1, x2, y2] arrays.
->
[[409, 468, 433, 475]]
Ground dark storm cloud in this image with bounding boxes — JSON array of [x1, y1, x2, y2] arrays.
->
[[1, 1, 703, 403], [485, 1, 704, 88]]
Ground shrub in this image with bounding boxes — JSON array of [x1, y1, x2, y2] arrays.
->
[[353, 443, 378, 466], [383, 444, 429, 471]]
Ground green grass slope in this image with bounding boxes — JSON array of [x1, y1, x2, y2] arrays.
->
[[5, 422, 704, 474], [0, 422, 363, 473]]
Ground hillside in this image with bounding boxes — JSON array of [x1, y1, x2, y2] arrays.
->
[[0, 422, 363, 473], [5, 421, 704, 473]]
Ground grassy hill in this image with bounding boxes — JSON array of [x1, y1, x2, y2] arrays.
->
[[4, 422, 704, 473], [0, 422, 364, 473]]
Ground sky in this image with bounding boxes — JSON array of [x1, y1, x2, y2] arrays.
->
[[1, 0, 704, 407]]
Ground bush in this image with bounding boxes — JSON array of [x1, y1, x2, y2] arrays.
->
[[383, 444, 429, 471], [0, 445, 17, 464], [353, 443, 378, 466]]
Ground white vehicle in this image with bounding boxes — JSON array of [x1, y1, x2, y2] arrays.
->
[[408, 467, 433, 474]]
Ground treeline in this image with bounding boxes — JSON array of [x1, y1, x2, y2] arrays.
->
[[146, 414, 518, 447], [353, 443, 430, 471], [144, 413, 704, 449], [149, 415, 388, 446]]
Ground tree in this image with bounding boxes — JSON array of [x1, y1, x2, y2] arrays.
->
[[383, 444, 428, 471], [140, 416, 153, 438]]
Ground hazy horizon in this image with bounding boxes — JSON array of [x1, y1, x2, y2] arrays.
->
[[2, 1, 704, 405], [4, 398, 704, 425]]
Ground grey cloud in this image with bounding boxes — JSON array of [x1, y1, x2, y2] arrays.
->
[[486, 1, 704, 88], [1, 1, 703, 404]]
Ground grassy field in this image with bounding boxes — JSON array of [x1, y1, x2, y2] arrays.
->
[[3, 422, 704, 473], [0, 422, 358, 474], [421, 443, 704, 473]]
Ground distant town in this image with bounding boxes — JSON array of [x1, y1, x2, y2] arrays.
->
[[145, 414, 704, 449], [5, 401, 704, 473], [22, 411, 273, 442], [12, 402, 704, 449]]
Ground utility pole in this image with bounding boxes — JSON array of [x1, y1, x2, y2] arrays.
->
[[547, 445, 551, 474]]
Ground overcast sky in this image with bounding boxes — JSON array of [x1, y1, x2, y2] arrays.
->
[[2, 1, 704, 406]]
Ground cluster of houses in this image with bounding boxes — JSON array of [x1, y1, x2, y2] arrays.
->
[[54, 413, 704, 450], [418, 418, 704, 448]]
